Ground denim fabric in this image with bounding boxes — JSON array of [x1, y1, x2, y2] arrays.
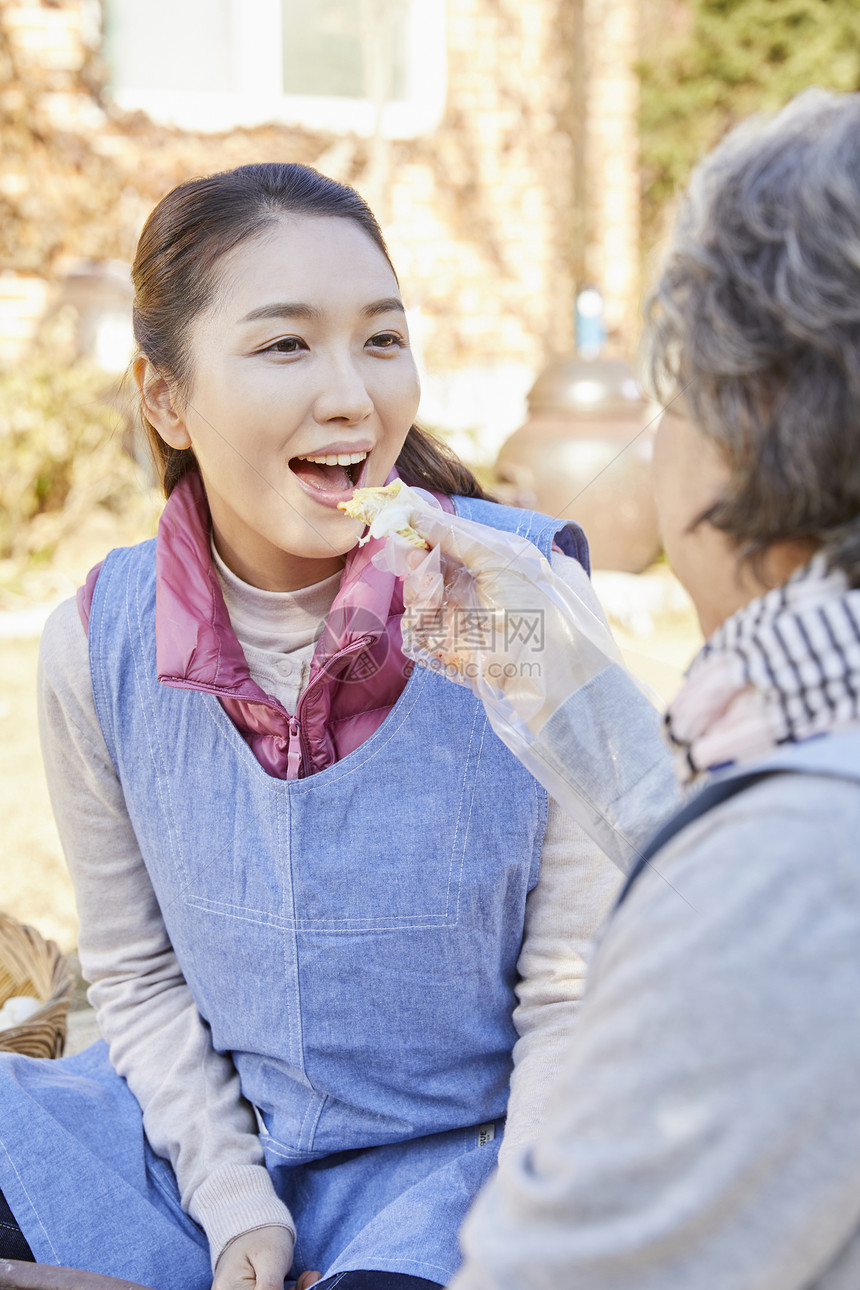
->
[[90, 545, 547, 1164], [453, 494, 590, 575], [314, 1274, 441, 1290], [0, 1043, 211, 1285], [0, 503, 567, 1285]]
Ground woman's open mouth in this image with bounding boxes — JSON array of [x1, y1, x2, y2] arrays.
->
[[289, 450, 368, 507]]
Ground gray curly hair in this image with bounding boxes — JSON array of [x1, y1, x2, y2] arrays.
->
[[644, 89, 860, 585]]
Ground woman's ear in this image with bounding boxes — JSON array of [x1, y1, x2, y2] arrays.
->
[[133, 355, 192, 450]]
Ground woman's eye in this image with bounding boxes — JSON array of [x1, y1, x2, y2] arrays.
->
[[367, 332, 404, 350], [263, 337, 306, 354]]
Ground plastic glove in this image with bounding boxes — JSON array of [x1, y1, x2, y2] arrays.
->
[[212, 1225, 296, 1290], [373, 492, 682, 872]]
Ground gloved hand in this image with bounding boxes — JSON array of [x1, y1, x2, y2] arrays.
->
[[372, 487, 620, 727], [383, 502, 620, 727], [373, 491, 681, 872]]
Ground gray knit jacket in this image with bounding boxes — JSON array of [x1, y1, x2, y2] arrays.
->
[[453, 726, 860, 1290]]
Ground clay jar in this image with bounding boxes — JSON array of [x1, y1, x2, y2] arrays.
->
[[495, 358, 661, 573]]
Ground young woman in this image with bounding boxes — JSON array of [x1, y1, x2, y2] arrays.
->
[[0, 164, 666, 1290]]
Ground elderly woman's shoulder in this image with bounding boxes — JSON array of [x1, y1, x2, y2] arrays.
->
[[629, 759, 860, 927], [597, 761, 860, 1030], [723, 759, 860, 851]]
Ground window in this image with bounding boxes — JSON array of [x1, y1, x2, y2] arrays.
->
[[103, 0, 446, 136]]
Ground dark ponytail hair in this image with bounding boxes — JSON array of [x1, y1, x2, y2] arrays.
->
[[132, 162, 490, 501]]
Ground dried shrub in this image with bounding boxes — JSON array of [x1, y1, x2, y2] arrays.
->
[[0, 354, 145, 561]]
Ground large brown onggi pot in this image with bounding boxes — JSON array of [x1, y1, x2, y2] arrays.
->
[[495, 358, 661, 573]]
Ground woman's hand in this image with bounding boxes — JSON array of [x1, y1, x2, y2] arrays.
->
[[212, 1225, 297, 1290], [377, 500, 676, 872]]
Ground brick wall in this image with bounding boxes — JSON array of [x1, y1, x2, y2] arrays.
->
[[3, 1, 86, 71], [0, 0, 643, 456], [0, 271, 49, 361]]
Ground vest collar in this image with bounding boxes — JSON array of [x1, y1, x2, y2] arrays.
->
[[155, 468, 406, 703]]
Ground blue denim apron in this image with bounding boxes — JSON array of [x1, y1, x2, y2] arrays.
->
[[0, 500, 586, 1287]]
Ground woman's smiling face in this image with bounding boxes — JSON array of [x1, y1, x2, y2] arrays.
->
[[145, 215, 420, 590]]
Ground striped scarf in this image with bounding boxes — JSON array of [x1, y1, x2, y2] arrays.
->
[[665, 554, 860, 783]]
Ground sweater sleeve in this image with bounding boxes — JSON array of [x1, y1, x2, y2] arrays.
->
[[37, 596, 295, 1271], [498, 550, 657, 1162], [499, 803, 623, 1164], [527, 552, 683, 873]]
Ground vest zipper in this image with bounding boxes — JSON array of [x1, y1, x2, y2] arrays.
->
[[286, 715, 304, 780], [290, 636, 374, 778]]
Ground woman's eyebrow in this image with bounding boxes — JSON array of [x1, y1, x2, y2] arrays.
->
[[362, 297, 406, 318], [239, 302, 323, 323], [238, 298, 404, 324]]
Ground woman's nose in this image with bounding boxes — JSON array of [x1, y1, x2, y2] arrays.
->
[[313, 357, 374, 425]]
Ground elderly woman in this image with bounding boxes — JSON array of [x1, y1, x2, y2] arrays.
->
[[388, 89, 860, 1289]]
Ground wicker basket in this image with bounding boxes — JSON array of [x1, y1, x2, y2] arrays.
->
[[0, 913, 74, 1059]]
